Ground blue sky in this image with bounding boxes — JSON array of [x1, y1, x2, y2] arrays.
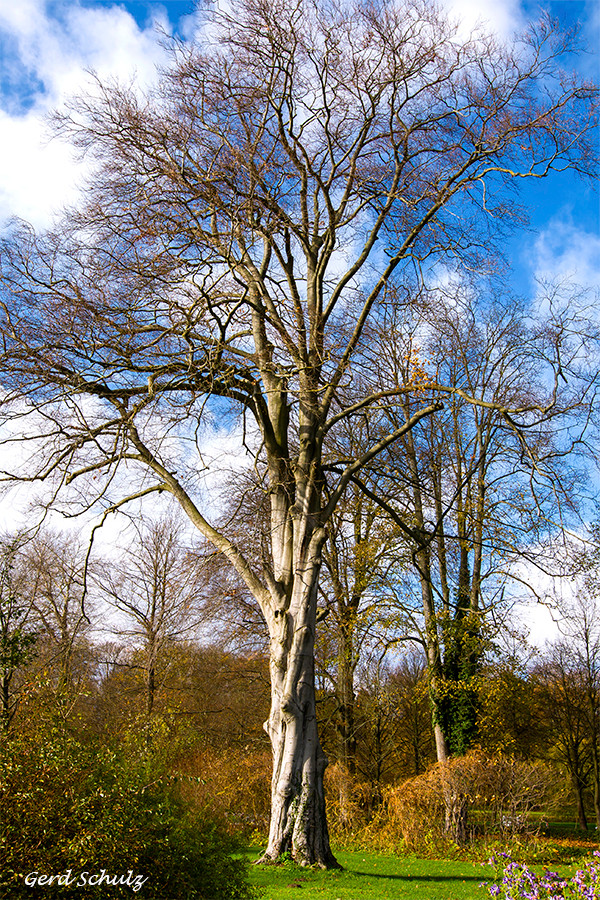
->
[[0, 0, 598, 299], [512, 1, 599, 297]]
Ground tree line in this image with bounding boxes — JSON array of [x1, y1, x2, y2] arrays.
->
[[2, 514, 600, 838]]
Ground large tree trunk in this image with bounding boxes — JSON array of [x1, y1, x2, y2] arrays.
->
[[261, 651, 336, 867], [258, 522, 339, 868]]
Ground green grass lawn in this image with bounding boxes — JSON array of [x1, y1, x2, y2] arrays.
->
[[245, 850, 489, 900]]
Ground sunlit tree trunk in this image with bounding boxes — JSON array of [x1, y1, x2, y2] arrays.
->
[[259, 521, 338, 867]]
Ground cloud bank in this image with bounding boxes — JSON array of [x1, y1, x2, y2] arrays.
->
[[0, 0, 169, 228]]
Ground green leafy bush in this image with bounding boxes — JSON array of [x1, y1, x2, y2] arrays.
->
[[0, 726, 259, 899]]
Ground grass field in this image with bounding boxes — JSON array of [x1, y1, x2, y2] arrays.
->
[[244, 839, 600, 900], [245, 850, 489, 900]]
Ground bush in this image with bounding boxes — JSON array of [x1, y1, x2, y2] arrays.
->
[[324, 763, 381, 841], [172, 746, 272, 840], [371, 751, 552, 854], [0, 726, 259, 899]]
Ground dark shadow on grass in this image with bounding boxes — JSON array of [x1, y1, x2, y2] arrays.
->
[[349, 871, 483, 883]]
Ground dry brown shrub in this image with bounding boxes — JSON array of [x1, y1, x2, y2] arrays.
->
[[324, 763, 380, 839], [171, 747, 272, 838], [383, 764, 446, 851], [374, 751, 552, 852]]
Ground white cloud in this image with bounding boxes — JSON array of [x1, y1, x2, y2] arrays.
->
[[0, 0, 41, 38], [0, 111, 81, 228], [0, 0, 168, 96], [511, 598, 561, 649], [534, 215, 600, 291], [442, 0, 525, 39], [0, 0, 169, 228]]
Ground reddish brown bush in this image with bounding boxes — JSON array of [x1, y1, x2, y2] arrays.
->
[[324, 763, 381, 839], [172, 747, 272, 839], [373, 751, 552, 852]]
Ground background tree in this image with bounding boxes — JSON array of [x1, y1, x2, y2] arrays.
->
[[350, 286, 591, 763], [0, 0, 596, 866], [352, 651, 435, 792], [570, 535, 600, 829], [477, 653, 542, 759], [0, 533, 37, 732], [534, 644, 593, 831], [94, 515, 207, 718], [317, 472, 404, 779], [385, 654, 435, 778], [551, 589, 600, 830], [23, 530, 93, 695]]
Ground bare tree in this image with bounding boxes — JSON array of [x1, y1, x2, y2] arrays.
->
[[24, 530, 92, 693], [94, 515, 207, 717], [0, 0, 596, 865], [354, 652, 434, 788], [572, 599, 600, 830], [318, 470, 402, 777], [552, 573, 600, 829], [347, 285, 594, 767], [535, 644, 593, 831]]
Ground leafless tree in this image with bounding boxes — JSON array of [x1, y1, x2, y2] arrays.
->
[[318, 456, 405, 777], [344, 284, 596, 769], [552, 565, 600, 829], [535, 643, 593, 831], [353, 651, 434, 788], [24, 530, 93, 693], [94, 515, 207, 717], [0, 0, 596, 865]]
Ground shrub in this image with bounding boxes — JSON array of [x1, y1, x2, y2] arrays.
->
[[0, 726, 259, 899], [374, 751, 552, 853], [324, 763, 380, 840], [172, 746, 272, 840]]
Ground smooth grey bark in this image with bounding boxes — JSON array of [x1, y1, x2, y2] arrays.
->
[[260, 535, 337, 865]]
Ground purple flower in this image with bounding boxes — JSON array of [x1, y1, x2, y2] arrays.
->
[[481, 852, 600, 900]]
